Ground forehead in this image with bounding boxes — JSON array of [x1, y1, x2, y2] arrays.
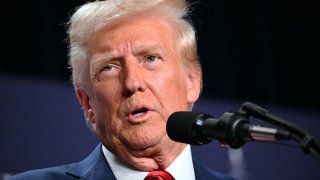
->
[[88, 14, 178, 53]]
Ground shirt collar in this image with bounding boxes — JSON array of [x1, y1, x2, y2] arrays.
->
[[102, 145, 196, 180]]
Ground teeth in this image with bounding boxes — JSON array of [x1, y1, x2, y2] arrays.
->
[[133, 112, 145, 117], [130, 107, 148, 117]]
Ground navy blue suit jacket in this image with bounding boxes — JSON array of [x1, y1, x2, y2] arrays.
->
[[9, 144, 237, 180]]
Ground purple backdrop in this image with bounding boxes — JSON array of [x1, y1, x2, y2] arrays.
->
[[0, 74, 319, 180]]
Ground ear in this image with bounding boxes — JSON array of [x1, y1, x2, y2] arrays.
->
[[186, 71, 201, 105], [76, 88, 95, 124]]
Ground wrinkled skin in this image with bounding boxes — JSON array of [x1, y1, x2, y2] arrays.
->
[[76, 15, 201, 171]]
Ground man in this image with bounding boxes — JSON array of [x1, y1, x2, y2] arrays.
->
[[10, 0, 238, 179]]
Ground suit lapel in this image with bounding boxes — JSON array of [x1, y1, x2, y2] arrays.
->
[[65, 144, 117, 180], [192, 150, 232, 180], [64, 144, 232, 180]]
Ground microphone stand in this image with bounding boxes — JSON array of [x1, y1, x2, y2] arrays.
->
[[239, 102, 320, 162]]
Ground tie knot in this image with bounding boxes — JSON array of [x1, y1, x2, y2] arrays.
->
[[144, 170, 175, 180]]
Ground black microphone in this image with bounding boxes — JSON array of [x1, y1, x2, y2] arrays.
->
[[166, 111, 291, 148]]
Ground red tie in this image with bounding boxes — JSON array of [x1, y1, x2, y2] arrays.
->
[[144, 170, 175, 180]]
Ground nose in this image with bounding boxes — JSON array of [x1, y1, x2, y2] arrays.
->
[[122, 60, 147, 96]]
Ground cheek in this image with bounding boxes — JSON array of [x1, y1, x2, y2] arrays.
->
[[92, 82, 122, 128], [93, 84, 118, 109], [93, 77, 123, 103], [151, 67, 189, 109]]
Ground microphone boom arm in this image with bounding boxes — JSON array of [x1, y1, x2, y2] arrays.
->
[[240, 102, 320, 162]]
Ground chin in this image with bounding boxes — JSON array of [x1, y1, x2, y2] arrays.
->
[[126, 134, 164, 150]]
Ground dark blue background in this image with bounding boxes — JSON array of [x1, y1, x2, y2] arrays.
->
[[0, 75, 319, 179], [0, 0, 319, 179]]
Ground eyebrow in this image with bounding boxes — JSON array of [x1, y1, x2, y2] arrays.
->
[[89, 43, 165, 78], [90, 52, 115, 79], [132, 44, 164, 56], [91, 52, 115, 66], [93, 43, 163, 61]]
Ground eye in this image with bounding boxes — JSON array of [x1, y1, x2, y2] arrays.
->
[[99, 63, 120, 77], [143, 55, 162, 70], [145, 55, 159, 62], [102, 65, 114, 71]]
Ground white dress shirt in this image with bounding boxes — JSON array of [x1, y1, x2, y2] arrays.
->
[[102, 145, 196, 180]]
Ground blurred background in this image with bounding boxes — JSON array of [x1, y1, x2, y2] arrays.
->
[[0, 0, 319, 180]]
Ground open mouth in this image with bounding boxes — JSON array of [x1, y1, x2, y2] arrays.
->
[[130, 107, 149, 117]]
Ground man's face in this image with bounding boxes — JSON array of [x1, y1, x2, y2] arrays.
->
[[78, 15, 200, 160]]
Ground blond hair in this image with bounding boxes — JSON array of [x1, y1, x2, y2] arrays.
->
[[67, 0, 202, 88]]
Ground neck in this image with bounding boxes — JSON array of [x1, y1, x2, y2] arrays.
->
[[106, 142, 187, 171]]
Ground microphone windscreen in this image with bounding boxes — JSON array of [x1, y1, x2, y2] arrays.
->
[[166, 111, 207, 145]]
